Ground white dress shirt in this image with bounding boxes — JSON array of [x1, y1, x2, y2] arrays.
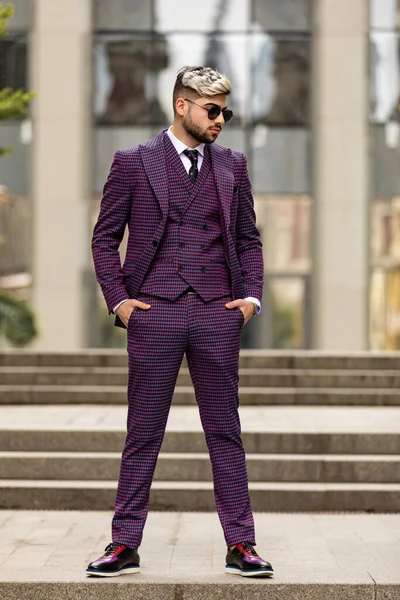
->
[[113, 126, 261, 314]]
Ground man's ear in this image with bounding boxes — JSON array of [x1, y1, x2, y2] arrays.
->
[[175, 98, 185, 117]]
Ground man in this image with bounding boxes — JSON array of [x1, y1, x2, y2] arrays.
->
[[87, 66, 273, 578]]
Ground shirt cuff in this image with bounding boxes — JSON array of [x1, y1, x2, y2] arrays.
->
[[113, 299, 129, 314], [244, 296, 261, 315]]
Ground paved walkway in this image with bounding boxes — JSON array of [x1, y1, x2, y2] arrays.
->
[[0, 510, 399, 587]]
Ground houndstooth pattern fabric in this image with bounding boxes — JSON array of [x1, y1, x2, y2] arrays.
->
[[112, 291, 256, 548], [139, 135, 231, 301], [92, 128, 263, 550], [91, 129, 264, 328]]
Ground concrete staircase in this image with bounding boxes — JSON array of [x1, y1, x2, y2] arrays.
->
[[0, 350, 399, 511]]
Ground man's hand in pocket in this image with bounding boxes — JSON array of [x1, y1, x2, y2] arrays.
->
[[116, 299, 151, 328]]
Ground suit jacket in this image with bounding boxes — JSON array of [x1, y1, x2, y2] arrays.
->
[[91, 130, 264, 328]]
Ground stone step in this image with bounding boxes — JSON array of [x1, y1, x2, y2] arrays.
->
[[0, 511, 398, 598], [3, 366, 400, 388], [2, 385, 400, 405], [0, 580, 383, 600], [1, 480, 400, 511], [0, 428, 398, 455], [0, 405, 398, 455], [0, 451, 399, 483], [1, 349, 400, 370]]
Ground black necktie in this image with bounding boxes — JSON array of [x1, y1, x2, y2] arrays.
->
[[183, 149, 199, 184]]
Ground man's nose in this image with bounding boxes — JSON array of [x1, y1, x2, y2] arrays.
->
[[214, 112, 225, 125]]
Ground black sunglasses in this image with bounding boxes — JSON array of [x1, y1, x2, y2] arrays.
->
[[184, 98, 234, 123]]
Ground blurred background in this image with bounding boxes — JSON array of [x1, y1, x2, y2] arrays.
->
[[0, 0, 398, 352]]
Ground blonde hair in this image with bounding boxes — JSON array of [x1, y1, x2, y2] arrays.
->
[[173, 66, 231, 112]]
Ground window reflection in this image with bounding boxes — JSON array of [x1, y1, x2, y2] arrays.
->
[[256, 195, 311, 273], [94, 33, 247, 126], [371, 126, 400, 196], [370, 268, 400, 350], [370, 33, 400, 123], [251, 128, 311, 193], [370, 199, 400, 350], [252, 0, 311, 32], [371, 198, 400, 267], [370, 0, 400, 30], [94, 35, 169, 125], [251, 34, 310, 127], [155, 0, 250, 32], [93, 0, 152, 31], [5, 0, 33, 31]]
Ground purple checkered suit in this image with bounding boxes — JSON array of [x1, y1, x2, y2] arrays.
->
[[92, 129, 264, 549]]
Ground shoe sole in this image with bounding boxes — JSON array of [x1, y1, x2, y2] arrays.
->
[[86, 566, 140, 577], [225, 565, 274, 578]]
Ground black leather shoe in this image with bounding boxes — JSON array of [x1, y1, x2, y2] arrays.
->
[[86, 542, 140, 577], [225, 542, 274, 577]]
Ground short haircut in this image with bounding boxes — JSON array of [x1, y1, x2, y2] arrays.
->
[[173, 66, 231, 114]]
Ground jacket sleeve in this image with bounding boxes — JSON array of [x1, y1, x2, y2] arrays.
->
[[235, 154, 264, 303], [91, 150, 131, 313]]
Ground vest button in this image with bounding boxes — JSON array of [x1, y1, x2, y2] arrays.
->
[[179, 220, 184, 226], [203, 224, 208, 230], [178, 242, 185, 248], [200, 244, 205, 250], [152, 240, 159, 247], [201, 266, 206, 273], [178, 264, 184, 271]]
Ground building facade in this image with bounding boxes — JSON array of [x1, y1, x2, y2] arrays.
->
[[0, 0, 389, 351]]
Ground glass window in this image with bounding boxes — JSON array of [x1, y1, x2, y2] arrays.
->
[[371, 125, 400, 196], [251, 34, 311, 127], [370, 0, 400, 30], [0, 124, 29, 196], [93, 0, 152, 31], [5, 0, 33, 31], [256, 195, 311, 273], [0, 35, 27, 92], [250, 128, 311, 194], [93, 34, 169, 125], [92, 127, 153, 192], [252, 0, 311, 32], [371, 198, 400, 267], [94, 33, 248, 126], [0, 195, 31, 276], [267, 278, 307, 349], [370, 268, 400, 350], [155, 0, 250, 32], [370, 33, 400, 123]]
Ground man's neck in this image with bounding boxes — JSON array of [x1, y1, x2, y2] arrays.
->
[[170, 123, 200, 149]]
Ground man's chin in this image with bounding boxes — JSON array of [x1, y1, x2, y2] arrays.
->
[[207, 130, 221, 143]]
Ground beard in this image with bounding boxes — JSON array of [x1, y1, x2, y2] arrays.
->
[[182, 111, 221, 144]]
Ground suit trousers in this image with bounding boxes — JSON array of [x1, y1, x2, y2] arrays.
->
[[111, 291, 256, 548]]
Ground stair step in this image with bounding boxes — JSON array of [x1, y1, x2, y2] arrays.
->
[[1, 349, 400, 370], [2, 366, 400, 388], [1, 480, 399, 511], [0, 405, 398, 454], [2, 385, 400, 405], [0, 451, 398, 483], [0, 429, 398, 454]]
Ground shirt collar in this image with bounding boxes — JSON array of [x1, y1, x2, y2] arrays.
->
[[167, 126, 205, 158]]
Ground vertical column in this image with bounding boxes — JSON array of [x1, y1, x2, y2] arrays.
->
[[31, 0, 92, 349], [312, 0, 369, 350]]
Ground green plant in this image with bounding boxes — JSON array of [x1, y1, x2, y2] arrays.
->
[[0, 2, 37, 346]]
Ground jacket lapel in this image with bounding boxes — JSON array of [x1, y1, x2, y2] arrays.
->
[[209, 144, 235, 231], [139, 131, 169, 219]]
